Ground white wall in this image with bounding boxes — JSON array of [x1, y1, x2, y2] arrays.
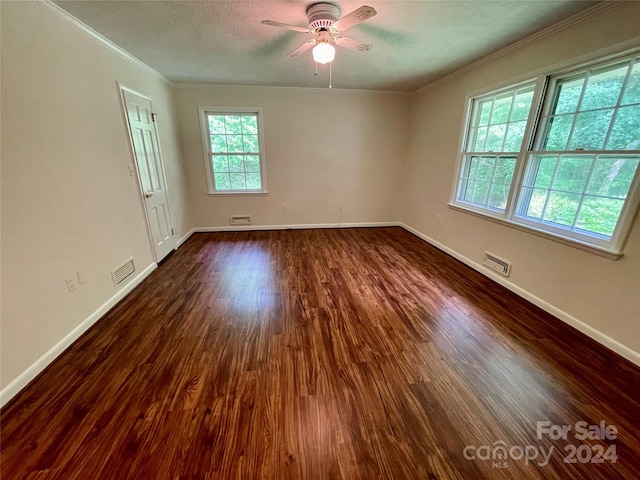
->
[[173, 86, 409, 228], [0, 1, 192, 393], [401, 2, 640, 357]]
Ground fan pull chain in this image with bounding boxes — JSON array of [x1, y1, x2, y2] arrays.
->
[[329, 61, 332, 89], [314, 62, 318, 76]]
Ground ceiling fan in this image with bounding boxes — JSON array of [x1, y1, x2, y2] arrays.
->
[[261, 3, 377, 65]]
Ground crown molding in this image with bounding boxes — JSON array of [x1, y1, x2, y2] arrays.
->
[[415, 1, 624, 94], [33, 0, 170, 84]]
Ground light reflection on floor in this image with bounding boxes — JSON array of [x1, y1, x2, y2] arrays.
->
[[215, 245, 279, 318]]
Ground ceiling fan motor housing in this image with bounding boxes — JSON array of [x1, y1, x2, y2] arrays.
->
[[307, 3, 340, 30]]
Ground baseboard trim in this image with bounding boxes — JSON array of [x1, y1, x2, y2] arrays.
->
[[0, 262, 158, 408], [192, 221, 401, 233], [175, 222, 400, 246], [175, 228, 196, 249], [398, 223, 640, 367], [174, 223, 400, 247]]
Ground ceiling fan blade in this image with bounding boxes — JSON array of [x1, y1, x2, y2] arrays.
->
[[261, 20, 310, 34], [334, 36, 373, 53], [330, 5, 377, 33], [288, 39, 316, 58]]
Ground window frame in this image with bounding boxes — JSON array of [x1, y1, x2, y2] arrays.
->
[[455, 79, 542, 216], [450, 50, 640, 257], [198, 106, 268, 195]]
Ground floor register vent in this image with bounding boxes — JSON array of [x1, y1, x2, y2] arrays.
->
[[112, 258, 135, 288], [483, 252, 511, 277], [229, 215, 252, 225]]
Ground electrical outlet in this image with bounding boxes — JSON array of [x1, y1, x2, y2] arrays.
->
[[65, 278, 77, 292]]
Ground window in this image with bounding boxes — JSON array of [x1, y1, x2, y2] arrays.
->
[[453, 52, 640, 254], [459, 83, 535, 212], [199, 108, 267, 194]]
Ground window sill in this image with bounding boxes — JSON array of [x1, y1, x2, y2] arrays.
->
[[207, 191, 269, 196], [447, 203, 624, 260]]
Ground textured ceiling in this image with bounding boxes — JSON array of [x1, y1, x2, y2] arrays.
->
[[54, 0, 601, 91]]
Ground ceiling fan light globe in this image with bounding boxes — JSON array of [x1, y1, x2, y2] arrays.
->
[[312, 43, 335, 64]]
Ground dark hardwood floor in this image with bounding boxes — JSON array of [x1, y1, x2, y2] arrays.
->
[[2, 227, 639, 479]]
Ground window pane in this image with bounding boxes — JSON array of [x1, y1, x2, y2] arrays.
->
[[621, 62, 640, 105], [485, 125, 506, 151], [530, 156, 557, 188], [468, 156, 480, 178], [606, 105, 640, 150], [569, 110, 613, 150], [494, 157, 517, 185], [225, 115, 243, 134], [478, 100, 492, 126], [228, 155, 244, 172], [490, 94, 512, 124], [472, 181, 490, 205], [214, 173, 231, 190], [510, 89, 534, 121], [470, 126, 487, 151], [229, 173, 246, 189], [503, 121, 526, 151], [462, 179, 475, 202], [212, 155, 229, 173], [576, 197, 624, 237], [246, 173, 261, 190], [465, 84, 533, 155], [525, 188, 548, 218], [580, 64, 628, 111], [552, 156, 592, 193], [463, 156, 480, 179], [488, 184, 510, 210], [242, 134, 259, 153], [211, 135, 227, 152], [543, 191, 581, 226], [209, 115, 226, 134], [587, 157, 639, 197], [554, 78, 584, 114], [543, 57, 640, 157], [244, 155, 261, 172], [226, 135, 244, 153], [241, 115, 258, 134], [544, 115, 572, 150], [477, 157, 496, 181]]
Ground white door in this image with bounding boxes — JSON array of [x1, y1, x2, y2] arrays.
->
[[120, 87, 175, 262]]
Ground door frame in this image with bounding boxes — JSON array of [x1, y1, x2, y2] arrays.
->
[[117, 82, 176, 262]]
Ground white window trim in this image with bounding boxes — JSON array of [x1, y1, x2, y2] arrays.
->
[[450, 50, 640, 259], [198, 106, 268, 195]]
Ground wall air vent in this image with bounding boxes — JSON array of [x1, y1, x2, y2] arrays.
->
[[229, 215, 251, 225], [482, 252, 511, 277], [112, 258, 135, 288]]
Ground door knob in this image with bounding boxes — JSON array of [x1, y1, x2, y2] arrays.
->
[[145, 192, 154, 198]]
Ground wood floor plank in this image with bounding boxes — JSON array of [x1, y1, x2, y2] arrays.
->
[[2, 227, 639, 479]]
